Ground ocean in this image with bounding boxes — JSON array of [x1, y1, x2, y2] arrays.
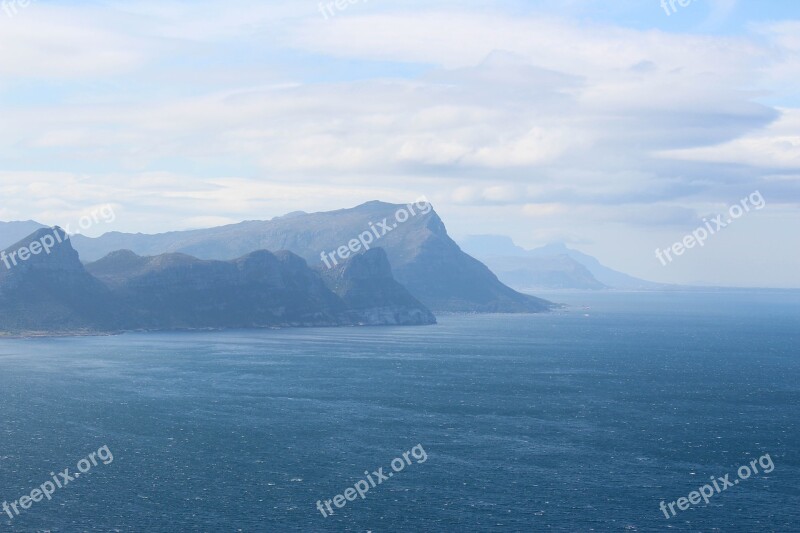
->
[[0, 290, 798, 532]]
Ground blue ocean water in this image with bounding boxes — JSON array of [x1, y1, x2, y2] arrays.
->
[[0, 290, 798, 532]]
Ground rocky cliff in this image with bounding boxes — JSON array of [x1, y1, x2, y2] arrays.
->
[[0, 227, 120, 334], [321, 248, 437, 325]]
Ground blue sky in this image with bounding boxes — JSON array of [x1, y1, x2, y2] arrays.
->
[[0, 0, 798, 287]]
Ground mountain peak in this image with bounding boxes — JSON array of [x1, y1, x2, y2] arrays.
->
[[1, 227, 80, 273]]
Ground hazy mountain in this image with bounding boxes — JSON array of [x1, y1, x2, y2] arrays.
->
[[0, 229, 435, 335], [0, 221, 48, 249], [479, 254, 606, 290], [460, 236, 666, 290], [529, 242, 666, 290], [459, 235, 525, 257], [70, 201, 553, 313]]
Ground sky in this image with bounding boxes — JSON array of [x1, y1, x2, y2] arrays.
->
[[0, 0, 798, 287]]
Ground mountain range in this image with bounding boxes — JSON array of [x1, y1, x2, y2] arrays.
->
[[64, 201, 553, 313], [0, 202, 570, 335], [0, 227, 436, 335], [459, 236, 667, 291]]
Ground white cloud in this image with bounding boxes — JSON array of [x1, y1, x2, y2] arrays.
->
[[658, 109, 800, 169], [0, 0, 798, 285]]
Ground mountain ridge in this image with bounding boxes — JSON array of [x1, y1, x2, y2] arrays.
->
[[66, 201, 554, 313], [0, 229, 436, 336]]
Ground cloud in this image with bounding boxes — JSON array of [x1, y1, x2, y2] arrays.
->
[[658, 109, 800, 170], [0, 0, 798, 285]]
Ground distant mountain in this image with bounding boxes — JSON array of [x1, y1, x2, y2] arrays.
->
[[528, 242, 665, 290], [480, 254, 606, 290], [460, 236, 666, 290], [0, 221, 47, 249], [0, 229, 435, 336], [70, 201, 553, 313], [459, 235, 525, 257]]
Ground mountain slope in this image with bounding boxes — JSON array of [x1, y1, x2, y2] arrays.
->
[[320, 248, 437, 325], [70, 201, 553, 312], [0, 227, 119, 334]]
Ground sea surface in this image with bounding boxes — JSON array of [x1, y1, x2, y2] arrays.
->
[[0, 290, 798, 532]]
